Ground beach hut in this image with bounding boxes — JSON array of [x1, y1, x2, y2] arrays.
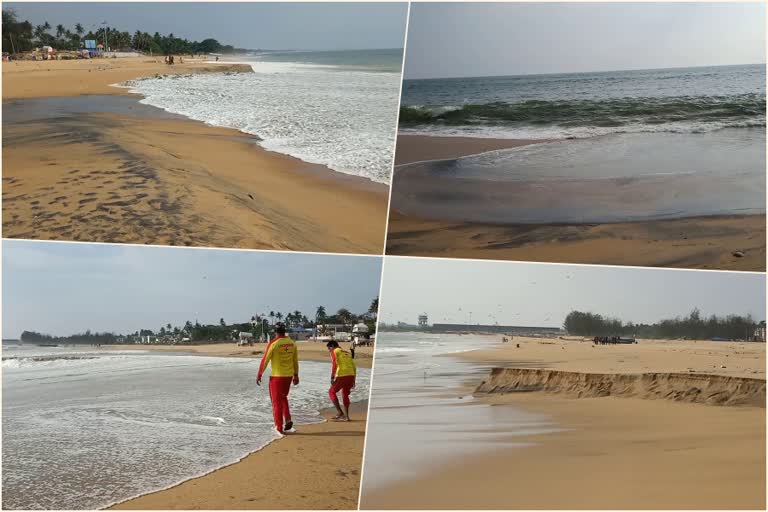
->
[[238, 332, 255, 346]]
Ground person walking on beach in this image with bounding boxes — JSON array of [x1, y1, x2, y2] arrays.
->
[[326, 340, 356, 421], [257, 323, 299, 434]]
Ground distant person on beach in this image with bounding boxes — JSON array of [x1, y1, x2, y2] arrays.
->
[[326, 340, 356, 421], [256, 323, 299, 434]]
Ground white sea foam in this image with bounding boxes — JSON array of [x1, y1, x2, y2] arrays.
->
[[3, 348, 371, 510], [399, 118, 767, 141], [123, 59, 401, 184]]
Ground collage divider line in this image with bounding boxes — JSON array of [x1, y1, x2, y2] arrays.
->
[[357, 1, 412, 507]]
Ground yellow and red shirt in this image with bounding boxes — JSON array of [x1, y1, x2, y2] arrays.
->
[[258, 336, 298, 379], [330, 347, 356, 378]]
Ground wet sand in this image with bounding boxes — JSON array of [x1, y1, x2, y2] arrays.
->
[[388, 134, 765, 271], [361, 394, 765, 509], [106, 341, 374, 369], [361, 335, 765, 509], [2, 59, 389, 253], [386, 211, 765, 271], [113, 403, 368, 510]]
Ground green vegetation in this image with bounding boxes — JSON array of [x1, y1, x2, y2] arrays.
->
[[2, 8, 242, 54], [18, 298, 379, 345], [564, 309, 764, 340]]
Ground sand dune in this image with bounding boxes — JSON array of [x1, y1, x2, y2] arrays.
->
[[476, 368, 766, 407]]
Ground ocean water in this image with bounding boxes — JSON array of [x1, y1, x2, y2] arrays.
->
[[394, 65, 766, 223], [360, 333, 561, 492], [2, 344, 370, 510], [400, 64, 765, 139], [123, 49, 403, 183]]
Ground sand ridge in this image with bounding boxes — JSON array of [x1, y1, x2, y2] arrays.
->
[[476, 367, 766, 407]]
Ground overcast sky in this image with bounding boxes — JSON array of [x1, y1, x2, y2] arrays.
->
[[5, 2, 407, 51], [2, 241, 382, 338], [379, 257, 765, 328], [404, 2, 766, 79]]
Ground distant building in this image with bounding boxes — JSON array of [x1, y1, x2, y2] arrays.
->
[[418, 314, 428, 327]]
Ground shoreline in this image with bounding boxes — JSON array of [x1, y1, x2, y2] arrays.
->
[[3, 58, 389, 252], [394, 133, 553, 165], [102, 341, 374, 368], [111, 401, 368, 510], [361, 335, 766, 509]]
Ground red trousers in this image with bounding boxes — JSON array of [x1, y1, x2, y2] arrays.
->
[[329, 375, 355, 409], [268, 376, 293, 433]]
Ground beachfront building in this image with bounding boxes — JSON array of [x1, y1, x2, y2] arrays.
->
[[238, 332, 255, 345], [418, 314, 429, 327]]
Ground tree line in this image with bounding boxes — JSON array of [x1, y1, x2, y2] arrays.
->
[[2, 9, 242, 55], [563, 309, 764, 340], [19, 299, 379, 345]]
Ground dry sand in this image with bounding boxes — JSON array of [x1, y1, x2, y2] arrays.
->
[[387, 134, 765, 271], [2, 57, 252, 99], [455, 335, 766, 379], [2, 58, 389, 253], [106, 341, 373, 368], [360, 336, 766, 509], [113, 403, 368, 510]]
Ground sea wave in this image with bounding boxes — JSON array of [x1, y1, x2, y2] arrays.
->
[[399, 94, 766, 138]]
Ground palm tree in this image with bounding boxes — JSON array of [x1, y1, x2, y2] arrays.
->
[[276, 312, 284, 324], [55, 24, 65, 38], [220, 318, 226, 327], [337, 308, 353, 327], [369, 297, 379, 317], [75, 23, 84, 36], [42, 21, 51, 31], [315, 306, 327, 323]]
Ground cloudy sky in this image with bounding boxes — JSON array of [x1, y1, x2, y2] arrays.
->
[[379, 257, 765, 328], [404, 2, 766, 79], [2, 241, 382, 338], [5, 2, 407, 51]]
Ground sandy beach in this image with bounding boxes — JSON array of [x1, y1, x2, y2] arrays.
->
[[112, 402, 368, 510], [2, 58, 389, 253], [361, 335, 765, 509], [105, 341, 374, 368], [387, 135, 765, 271]]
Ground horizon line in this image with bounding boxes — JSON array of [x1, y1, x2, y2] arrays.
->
[[404, 62, 766, 82]]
